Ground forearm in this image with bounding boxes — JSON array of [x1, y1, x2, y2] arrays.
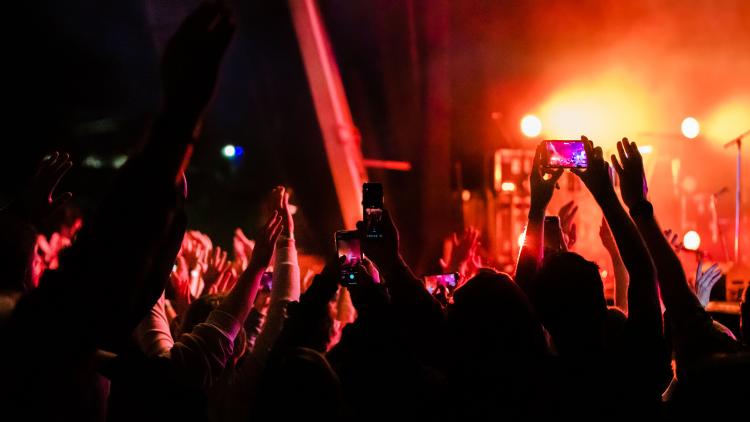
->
[[139, 110, 197, 187], [217, 264, 264, 326], [598, 193, 660, 323], [515, 205, 545, 292], [606, 246, 629, 312], [251, 238, 300, 364], [135, 292, 175, 356], [630, 202, 702, 318]]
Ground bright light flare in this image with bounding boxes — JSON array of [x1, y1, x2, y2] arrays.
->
[[537, 72, 656, 147], [520, 115, 542, 137], [222, 144, 236, 158], [637, 145, 653, 154], [683, 230, 701, 251], [517, 232, 526, 248], [704, 99, 750, 144], [501, 182, 516, 192], [681, 117, 700, 139]]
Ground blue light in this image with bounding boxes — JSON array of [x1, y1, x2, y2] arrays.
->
[[349, 273, 355, 280], [234, 146, 244, 157], [222, 144, 236, 158]]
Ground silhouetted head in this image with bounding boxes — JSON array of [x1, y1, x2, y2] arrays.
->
[[258, 347, 343, 420], [447, 270, 549, 377], [446, 270, 553, 416], [531, 252, 607, 356]]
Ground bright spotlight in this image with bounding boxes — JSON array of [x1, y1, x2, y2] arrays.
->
[[517, 231, 526, 248], [222, 144, 236, 158], [521, 115, 542, 137], [683, 230, 701, 251], [501, 182, 516, 192], [681, 117, 700, 139]]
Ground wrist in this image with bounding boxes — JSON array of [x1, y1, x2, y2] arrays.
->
[[593, 187, 619, 207], [278, 233, 295, 242], [528, 204, 546, 220]]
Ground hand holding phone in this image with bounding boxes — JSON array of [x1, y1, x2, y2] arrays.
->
[[544, 140, 588, 169], [362, 183, 384, 239]]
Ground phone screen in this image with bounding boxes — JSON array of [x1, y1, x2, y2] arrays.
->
[[336, 230, 362, 285], [544, 140, 587, 168], [424, 273, 459, 293], [362, 183, 384, 239]]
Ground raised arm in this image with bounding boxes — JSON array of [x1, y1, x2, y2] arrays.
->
[[515, 143, 563, 293], [600, 218, 629, 312], [611, 138, 700, 320], [252, 187, 301, 364], [359, 209, 444, 364], [572, 139, 659, 327]]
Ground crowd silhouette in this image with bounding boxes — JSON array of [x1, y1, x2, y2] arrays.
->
[[0, 2, 747, 421]]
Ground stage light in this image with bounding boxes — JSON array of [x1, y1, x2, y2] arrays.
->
[[461, 189, 471, 202], [637, 145, 653, 154], [501, 182, 516, 192], [518, 232, 526, 248], [683, 230, 701, 251], [537, 72, 655, 146], [112, 155, 128, 169], [222, 144, 236, 158], [704, 100, 750, 143], [681, 117, 700, 139], [521, 115, 542, 137]]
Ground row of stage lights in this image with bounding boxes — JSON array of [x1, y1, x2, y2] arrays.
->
[[516, 114, 703, 253], [516, 229, 702, 251], [520, 115, 701, 139]]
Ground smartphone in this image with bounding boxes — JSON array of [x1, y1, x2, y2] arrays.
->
[[362, 182, 384, 239], [261, 271, 273, 291], [335, 230, 362, 285], [543, 216, 566, 253], [424, 273, 459, 294], [544, 140, 588, 168]]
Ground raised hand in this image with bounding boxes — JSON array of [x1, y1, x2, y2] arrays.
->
[[611, 137, 648, 209], [572, 136, 616, 202], [170, 256, 193, 315], [15, 152, 73, 225], [358, 209, 400, 270], [161, 1, 235, 124], [530, 142, 564, 210], [203, 246, 230, 293], [440, 227, 482, 277], [559, 200, 578, 248], [248, 212, 283, 271], [232, 227, 254, 270], [208, 268, 238, 295], [181, 236, 207, 273], [346, 261, 389, 318], [270, 186, 295, 238], [694, 260, 722, 308]]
